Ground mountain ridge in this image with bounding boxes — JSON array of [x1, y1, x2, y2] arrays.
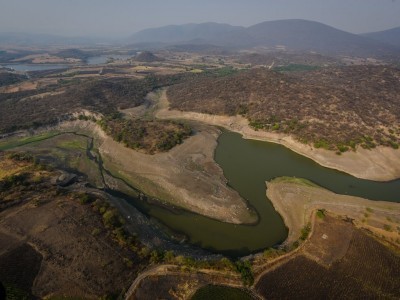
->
[[130, 19, 400, 57], [362, 26, 400, 48]]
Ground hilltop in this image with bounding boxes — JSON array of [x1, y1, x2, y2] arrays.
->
[[134, 51, 164, 62]]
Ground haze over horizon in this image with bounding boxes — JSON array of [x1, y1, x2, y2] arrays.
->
[[1, 0, 400, 38]]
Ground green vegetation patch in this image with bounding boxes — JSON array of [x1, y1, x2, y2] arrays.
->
[[300, 223, 312, 241], [235, 260, 254, 286], [316, 209, 326, 219], [99, 117, 191, 154], [57, 139, 86, 150], [0, 132, 59, 151], [273, 64, 320, 72], [272, 176, 320, 188], [191, 285, 255, 300], [211, 66, 239, 77]]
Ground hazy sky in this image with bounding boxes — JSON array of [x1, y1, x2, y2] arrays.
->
[[1, 0, 399, 37]]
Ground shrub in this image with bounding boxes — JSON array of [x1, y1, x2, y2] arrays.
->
[[150, 250, 165, 264], [383, 224, 392, 232], [219, 257, 235, 270], [102, 209, 123, 229], [314, 140, 329, 149], [235, 260, 254, 286], [316, 209, 326, 219], [300, 223, 311, 241], [164, 250, 175, 263], [78, 193, 91, 205], [337, 144, 349, 153], [272, 123, 280, 130], [389, 141, 399, 149], [91, 228, 101, 236], [7, 152, 34, 162]]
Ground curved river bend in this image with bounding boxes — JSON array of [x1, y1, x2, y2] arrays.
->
[[122, 131, 400, 256]]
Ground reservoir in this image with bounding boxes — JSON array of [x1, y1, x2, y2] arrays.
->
[[2, 64, 69, 72], [123, 130, 400, 256]]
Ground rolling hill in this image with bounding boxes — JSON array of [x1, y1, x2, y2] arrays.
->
[[363, 26, 400, 48], [129, 22, 246, 45]]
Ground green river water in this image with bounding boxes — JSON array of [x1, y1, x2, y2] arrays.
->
[[128, 131, 400, 256], [6, 130, 398, 256]]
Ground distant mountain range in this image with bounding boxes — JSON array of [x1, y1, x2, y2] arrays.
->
[[1, 20, 399, 58], [130, 19, 400, 57], [0, 32, 115, 46]]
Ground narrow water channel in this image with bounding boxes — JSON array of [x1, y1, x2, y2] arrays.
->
[[8, 130, 399, 257], [120, 130, 400, 256]]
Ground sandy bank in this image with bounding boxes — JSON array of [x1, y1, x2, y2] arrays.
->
[[57, 120, 257, 225], [156, 89, 400, 181], [266, 178, 400, 246]]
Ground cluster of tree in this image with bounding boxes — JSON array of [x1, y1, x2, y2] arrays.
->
[[55, 48, 91, 61], [142, 248, 254, 286], [167, 65, 400, 152], [0, 72, 27, 87], [235, 260, 254, 286], [99, 117, 192, 154], [235, 51, 339, 67], [0, 173, 29, 192]]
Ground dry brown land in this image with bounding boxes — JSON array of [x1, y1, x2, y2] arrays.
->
[[254, 214, 400, 299], [265, 177, 400, 246], [58, 120, 257, 224], [0, 155, 143, 298]]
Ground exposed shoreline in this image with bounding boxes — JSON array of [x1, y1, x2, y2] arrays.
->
[[157, 89, 400, 182], [266, 177, 400, 247], [56, 120, 258, 225]]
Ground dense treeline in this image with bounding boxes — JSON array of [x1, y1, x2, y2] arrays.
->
[[0, 72, 27, 87], [167, 65, 400, 152], [99, 117, 191, 154]]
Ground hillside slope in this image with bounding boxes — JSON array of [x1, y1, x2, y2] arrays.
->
[[246, 19, 395, 56], [167, 66, 400, 152], [363, 26, 400, 48]]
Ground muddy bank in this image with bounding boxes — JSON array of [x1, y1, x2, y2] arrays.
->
[[57, 120, 257, 225], [266, 178, 400, 246], [157, 89, 400, 182]]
